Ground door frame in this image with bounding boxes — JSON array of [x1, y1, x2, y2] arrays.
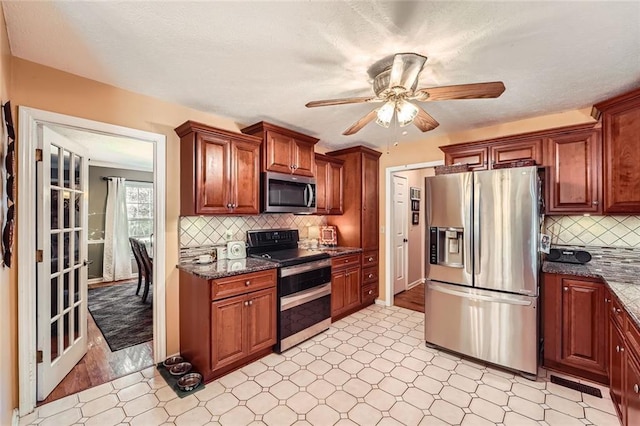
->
[[384, 160, 443, 307], [18, 107, 167, 414]]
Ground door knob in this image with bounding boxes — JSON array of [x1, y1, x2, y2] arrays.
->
[[82, 259, 93, 267]]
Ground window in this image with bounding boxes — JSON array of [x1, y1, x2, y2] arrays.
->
[[125, 181, 153, 238]]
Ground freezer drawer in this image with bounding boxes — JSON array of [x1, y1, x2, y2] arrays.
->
[[425, 281, 538, 375]]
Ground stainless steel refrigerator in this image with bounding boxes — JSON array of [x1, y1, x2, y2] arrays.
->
[[424, 166, 540, 376]]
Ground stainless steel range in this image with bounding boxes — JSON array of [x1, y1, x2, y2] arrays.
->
[[247, 229, 331, 352]]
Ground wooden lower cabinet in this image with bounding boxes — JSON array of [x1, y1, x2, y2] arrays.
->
[[626, 353, 640, 426], [611, 320, 625, 420], [543, 273, 608, 383], [331, 254, 362, 319], [180, 269, 277, 382]]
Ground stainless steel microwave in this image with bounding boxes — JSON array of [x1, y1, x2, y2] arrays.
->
[[263, 171, 316, 214]]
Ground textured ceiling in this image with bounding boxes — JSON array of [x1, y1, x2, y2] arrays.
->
[[4, 1, 640, 150]]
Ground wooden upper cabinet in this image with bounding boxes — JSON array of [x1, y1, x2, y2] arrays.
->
[[361, 151, 380, 250], [241, 121, 319, 177], [490, 137, 543, 167], [314, 153, 344, 215], [441, 145, 488, 170], [176, 121, 261, 215], [593, 88, 640, 213], [545, 129, 601, 214]]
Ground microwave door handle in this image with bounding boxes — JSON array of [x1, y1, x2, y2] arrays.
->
[[305, 184, 314, 207]]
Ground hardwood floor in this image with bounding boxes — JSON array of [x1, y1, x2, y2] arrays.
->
[[40, 313, 154, 405], [394, 283, 425, 313]]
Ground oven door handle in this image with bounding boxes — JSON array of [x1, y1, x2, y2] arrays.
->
[[280, 258, 331, 277], [281, 282, 331, 311]]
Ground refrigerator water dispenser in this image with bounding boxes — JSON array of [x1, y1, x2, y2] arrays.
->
[[429, 227, 464, 267]]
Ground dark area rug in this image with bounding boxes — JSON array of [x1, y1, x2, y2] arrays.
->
[[88, 281, 153, 352]]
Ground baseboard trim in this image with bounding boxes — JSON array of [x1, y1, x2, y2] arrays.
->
[[407, 279, 424, 290]]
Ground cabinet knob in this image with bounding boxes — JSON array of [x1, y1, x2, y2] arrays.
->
[[227, 203, 232, 208], [232, 203, 236, 208], [368, 257, 374, 262], [344, 259, 348, 263], [245, 280, 251, 286], [368, 273, 374, 279], [605, 298, 611, 303], [563, 287, 568, 292], [248, 300, 253, 306], [368, 290, 373, 295], [616, 345, 620, 353], [621, 346, 625, 352], [593, 201, 599, 205], [634, 384, 639, 394], [244, 301, 249, 306], [616, 308, 621, 314]]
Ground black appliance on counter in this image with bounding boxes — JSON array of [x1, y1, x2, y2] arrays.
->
[[247, 229, 331, 352]]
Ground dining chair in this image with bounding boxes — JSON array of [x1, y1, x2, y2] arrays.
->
[[129, 237, 147, 296], [138, 241, 153, 303]]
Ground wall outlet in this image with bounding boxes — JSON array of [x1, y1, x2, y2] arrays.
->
[[224, 229, 234, 241]]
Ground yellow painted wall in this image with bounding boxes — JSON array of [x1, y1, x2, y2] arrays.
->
[[0, 4, 14, 423], [376, 107, 596, 302]]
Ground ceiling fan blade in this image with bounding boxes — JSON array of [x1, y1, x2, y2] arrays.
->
[[305, 96, 381, 108], [414, 82, 506, 101], [342, 109, 378, 135], [388, 53, 427, 90], [413, 106, 439, 132]]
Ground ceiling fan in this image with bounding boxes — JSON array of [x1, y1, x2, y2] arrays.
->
[[305, 53, 506, 135]]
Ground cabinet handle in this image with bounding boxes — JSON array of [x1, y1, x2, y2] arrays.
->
[[563, 287, 568, 292], [245, 280, 251, 286], [634, 384, 639, 394], [368, 273, 374, 279], [368, 257, 374, 262]]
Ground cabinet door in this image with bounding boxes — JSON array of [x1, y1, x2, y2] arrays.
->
[[246, 287, 277, 354], [627, 353, 640, 426], [361, 152, 379, 250], [444, 146, 488, 170], [327, 161, 344, 215], [230, 139, 261, 214], [490, 138, 543, 167], [561, 279, 606, 375], [196, 134, 231, 214], [344, 266, 361, 310], [331, 270, 346, 316], [265, 131, 294, 174], [603, 100, 640, 213], [546, 130, 601, 214], [314, 157, 329, 214], [610, 320, 625, 420], [292, 139, 315, 177], [211, 294, 246, 370]]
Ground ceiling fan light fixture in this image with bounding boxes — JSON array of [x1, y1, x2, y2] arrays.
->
[[396, 100, 419, 127], [376, 100, 395, 128]]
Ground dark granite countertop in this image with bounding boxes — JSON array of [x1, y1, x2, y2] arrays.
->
[[312, 246, 363, 257], [177, 258, 278, 280], [542, 248, 640, 329]]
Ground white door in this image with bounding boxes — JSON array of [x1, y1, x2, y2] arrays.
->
[[36, 125, 89, 400], [392, 175, 408, 295]]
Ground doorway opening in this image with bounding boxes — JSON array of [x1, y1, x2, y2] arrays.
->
[[18, 107, 166, 415], [384, 161, 442, 312]]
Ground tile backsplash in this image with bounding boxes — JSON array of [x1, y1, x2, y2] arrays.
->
[[545, 215, 640, 248], [180, 214, 327, 248]]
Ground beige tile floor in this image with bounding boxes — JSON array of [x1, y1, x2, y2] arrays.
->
[[22, 305, 619, 426]]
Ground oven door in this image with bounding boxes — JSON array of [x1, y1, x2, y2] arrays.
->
[[279, 259, 331, 297], [279, 282, 331, 351]]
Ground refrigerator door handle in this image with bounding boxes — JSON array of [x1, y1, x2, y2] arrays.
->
[[473, 180, 481, 275], [465, 176, 473, 277], [429, 283, 532, 306]]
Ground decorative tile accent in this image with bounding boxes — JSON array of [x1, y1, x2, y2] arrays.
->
[[545, 215, 640, 248]]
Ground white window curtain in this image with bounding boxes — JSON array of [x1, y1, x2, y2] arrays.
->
[[103, 177, 132, 281]]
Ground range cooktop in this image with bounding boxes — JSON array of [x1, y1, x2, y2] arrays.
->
[[246, 229, 330, 267]]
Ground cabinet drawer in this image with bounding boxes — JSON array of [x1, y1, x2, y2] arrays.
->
[[211, 269, 277, 300], [362, 266, 378, 284], [332, 254, 361, 270], [362, 282, 378, 303], [626, 315, 640, 357], [611, 296, 625, 329], [362, 250, 379, 267]]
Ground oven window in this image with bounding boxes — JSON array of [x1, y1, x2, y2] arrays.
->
[[280, 295, 331, 341], [279, 267, 331, 297]]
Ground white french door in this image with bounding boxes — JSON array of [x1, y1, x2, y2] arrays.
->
[[36, 125, 89, 400]]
